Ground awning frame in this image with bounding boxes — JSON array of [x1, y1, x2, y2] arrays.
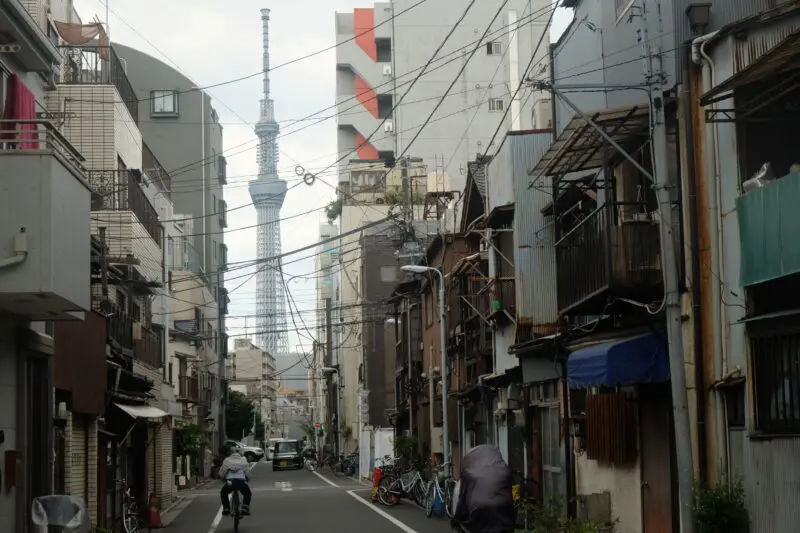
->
[[701, 29, 800, 122], [528, 104, 651, 187]]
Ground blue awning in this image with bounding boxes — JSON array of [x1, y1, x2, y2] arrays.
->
[[567, 331, 669, 389]]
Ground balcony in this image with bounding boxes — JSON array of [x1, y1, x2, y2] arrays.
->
[[143, 142, 171, 200], [58, 45, 138, 124], [737, 172, 800, 287], [134, 325, 162, 368], [555, 202, 663, 316], [178, 375, 199, 403], [0, 120, 91, 319], [88, 169, 163, 245], [107, 306, 134, 352]]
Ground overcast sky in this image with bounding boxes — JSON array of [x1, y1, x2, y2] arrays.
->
[[72, 0, 573, 353]]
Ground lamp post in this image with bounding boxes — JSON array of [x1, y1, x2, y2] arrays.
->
[[401, 265, 449, 473]]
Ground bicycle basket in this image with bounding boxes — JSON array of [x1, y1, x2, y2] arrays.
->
[[31, 495, 90, 533]]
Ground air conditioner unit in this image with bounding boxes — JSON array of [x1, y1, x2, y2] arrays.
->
[[383, 64, 392, 76], [132, 321, 142, 341], [384, 121, 394, 133]]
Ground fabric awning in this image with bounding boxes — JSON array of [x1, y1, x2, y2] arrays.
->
[[114, 403, 168, 420], [700, 28, 800, 107], [528, 104, 650, 181], [567, 331, 669, 389]]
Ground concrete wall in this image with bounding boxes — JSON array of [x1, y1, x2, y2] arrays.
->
[[112, 44, 226, 290], [336, 0, 551, 186]]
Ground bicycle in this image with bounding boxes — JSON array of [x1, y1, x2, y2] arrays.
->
[[226, 480, 243, 533], [424, 462, 456, 518], [377, 467, 426, 507], [111, 479, 141, 533]]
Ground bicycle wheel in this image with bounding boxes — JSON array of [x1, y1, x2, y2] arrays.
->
[[377, 476, 400, 506], [424, 481, 435, 517], [123, 501, 139, 533], [444, 479, 456, 518], [232, 491, 240, 533]]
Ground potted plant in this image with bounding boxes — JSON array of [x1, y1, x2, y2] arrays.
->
[[693, 478, 749, 533]]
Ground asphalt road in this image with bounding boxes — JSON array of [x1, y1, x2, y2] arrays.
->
[[165, 461, 454, 533]]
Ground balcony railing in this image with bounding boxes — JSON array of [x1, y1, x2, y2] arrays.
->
[[178, 375, 199, 402], [134, 325, 162, 368], [58, 45, 138, 124], [87, 169, 163, 246], [107, 307, 134, 351], [0, 119, 85, 170], [555, 202, 663, 315], [143, 142, 171, 201]]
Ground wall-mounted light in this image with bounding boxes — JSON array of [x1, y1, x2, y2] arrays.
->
[[686, 3, 712, 33]]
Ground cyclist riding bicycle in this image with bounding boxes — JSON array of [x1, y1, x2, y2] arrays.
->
[[219, 444, 252, 517]]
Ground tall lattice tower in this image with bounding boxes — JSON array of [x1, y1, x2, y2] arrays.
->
[[249, 8, 288, 358]]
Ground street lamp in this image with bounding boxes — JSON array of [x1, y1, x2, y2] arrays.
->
[[401, 265, 449, 473]]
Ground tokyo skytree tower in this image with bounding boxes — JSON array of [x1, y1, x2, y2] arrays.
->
[[249, 8, 288, 357]]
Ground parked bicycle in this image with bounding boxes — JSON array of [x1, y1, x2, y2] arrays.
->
[[118, 479, 141, 533], [424, 462, 456, 519], [377, 466, 426, 507]]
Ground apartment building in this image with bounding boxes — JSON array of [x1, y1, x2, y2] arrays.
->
[[334, 0, 552, 185], [229, 338, 277, 442], [0, 1, 85, 530], [109, 44, 229, 448]]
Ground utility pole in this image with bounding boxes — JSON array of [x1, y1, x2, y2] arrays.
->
[[325, 298, 334, 450], [530, 0, 693, 529], [640, 2, 694, 531]]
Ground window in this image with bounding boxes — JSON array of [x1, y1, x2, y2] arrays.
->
[[751, 330, 800, 433], [488, 98, 504, 112], [486, 41, 502, 55], [219, 199, 227, 228], [151, 90, 179, 116], [220, 243, 228, 271], [615, 0, 635, 20]]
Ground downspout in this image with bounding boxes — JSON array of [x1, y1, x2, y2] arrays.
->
[[681, 41, 707, 483], [692, 30, 728, 480]]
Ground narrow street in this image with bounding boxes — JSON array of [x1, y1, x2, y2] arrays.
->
[[166, 462, 453, 533]]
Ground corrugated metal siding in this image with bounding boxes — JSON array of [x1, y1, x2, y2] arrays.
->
[[511, 132, 558, 330], [742, 436, 800, 533], [486, 138, 514, 210], [671, 0, 792, 82], [731, 14, 800, 74]]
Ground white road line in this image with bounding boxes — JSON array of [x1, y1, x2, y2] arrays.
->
[[208, 503, 224, 533], [313, 470, 339, 487], [346, 491, 418, 533]]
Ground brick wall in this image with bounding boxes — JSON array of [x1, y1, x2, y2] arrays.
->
[[69, 414, 86, 502], [133, 361, 175, 505]]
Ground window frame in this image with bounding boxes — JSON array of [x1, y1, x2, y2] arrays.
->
[[488, 98, 505, 113], [749, 324, 800, 436], [150, 89, 180, 117], [615, 0, 636, 23], [486, 41, 502, 55]]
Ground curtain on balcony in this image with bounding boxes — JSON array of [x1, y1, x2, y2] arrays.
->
[[1, 74, 38, 148]]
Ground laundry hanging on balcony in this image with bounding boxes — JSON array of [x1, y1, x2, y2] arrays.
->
[[54, 21, 109, 58], [1, 74, 39, 149]]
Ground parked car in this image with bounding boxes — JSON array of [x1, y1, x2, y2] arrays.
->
[[224, 439, 265, 463], [267, 437, 285, 461], [272, 439, 303, 471]]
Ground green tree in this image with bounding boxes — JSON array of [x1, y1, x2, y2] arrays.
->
[[226, 390, 256, 440], [175, 423, 207, 459]]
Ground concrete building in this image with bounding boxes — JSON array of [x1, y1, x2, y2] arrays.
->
[[334, 0, 552, 187], [108, 42, 228, 448], [0, 1, 85, 530], [229, 338, 277, 439], [312, 223, 339, 444]]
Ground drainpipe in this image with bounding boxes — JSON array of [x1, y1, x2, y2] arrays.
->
[[692, 31, 728, 480], [682, 42, 708, 484]]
